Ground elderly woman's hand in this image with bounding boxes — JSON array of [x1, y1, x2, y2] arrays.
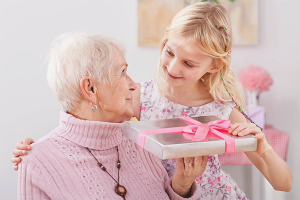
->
[[171, 156, 208, 197]]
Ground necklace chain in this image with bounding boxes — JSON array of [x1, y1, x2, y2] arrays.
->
[[86, 146, 126, 200]]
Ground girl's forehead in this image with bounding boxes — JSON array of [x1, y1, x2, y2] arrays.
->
[[166, 39, 207, 59]]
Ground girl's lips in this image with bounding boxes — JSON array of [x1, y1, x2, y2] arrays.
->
[[167, 71, 182, 79]]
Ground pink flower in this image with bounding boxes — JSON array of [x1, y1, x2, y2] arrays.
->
[[209, 177, 221, 186], [226, 186, 231, 191], [181, 111, 187, 117], [140, 105, 146, 111], [238, 65, 273, 93], [197, 177, 205, 184]]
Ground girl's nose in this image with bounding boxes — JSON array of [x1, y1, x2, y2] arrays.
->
[[167, 60, 180, 76]]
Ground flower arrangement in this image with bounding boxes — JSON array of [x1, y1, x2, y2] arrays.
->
[[238, 65, 273, 93], [238, 65, 273, 106]]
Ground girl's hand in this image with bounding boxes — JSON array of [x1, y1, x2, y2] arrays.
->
[[228, 123, 272, 156], [11, 138, 34, 171], [171, 156, 208, 197]]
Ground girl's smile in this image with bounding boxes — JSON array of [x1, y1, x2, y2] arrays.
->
[[166, 69, 183, 80]]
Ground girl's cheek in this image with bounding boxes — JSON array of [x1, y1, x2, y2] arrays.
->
[[160, 53, 169, 66]]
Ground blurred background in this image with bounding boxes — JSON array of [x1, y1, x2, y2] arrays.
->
[[0, 0, 299, 199]]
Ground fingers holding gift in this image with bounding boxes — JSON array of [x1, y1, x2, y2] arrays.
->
[[182, 156, 208, 176], [254, 131, 265, 140], [177, 156, 206, 176], [194, 155, 208, 174], [229, 123, 259, 136], [183, 157, 194, 169]]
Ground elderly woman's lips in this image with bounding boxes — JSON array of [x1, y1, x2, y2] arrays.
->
[[126, 98, 133, 104]]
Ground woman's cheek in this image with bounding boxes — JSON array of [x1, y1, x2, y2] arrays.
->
[[114, 80, 128, 100]]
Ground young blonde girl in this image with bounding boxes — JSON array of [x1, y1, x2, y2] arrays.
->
[[134, 2, 292, 199], [12, 2, 292, 199]]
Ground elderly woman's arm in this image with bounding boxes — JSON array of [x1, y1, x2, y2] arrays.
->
[[18, 158, 51, 200]]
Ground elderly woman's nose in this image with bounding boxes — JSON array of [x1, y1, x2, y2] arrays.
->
[[127, 75, 137, 91]]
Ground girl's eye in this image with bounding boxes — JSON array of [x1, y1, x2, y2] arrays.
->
[[166, 49, 174, 56], [184, 61, 193, 68]]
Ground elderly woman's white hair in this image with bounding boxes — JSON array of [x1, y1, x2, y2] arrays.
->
[[47, 32, 126, 112]]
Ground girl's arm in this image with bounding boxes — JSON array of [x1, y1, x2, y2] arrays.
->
[[228, 107, 293, 192], [132, 83, 141, 120]]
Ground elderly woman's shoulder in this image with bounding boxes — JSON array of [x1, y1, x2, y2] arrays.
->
[[20, 130, 76, 165]]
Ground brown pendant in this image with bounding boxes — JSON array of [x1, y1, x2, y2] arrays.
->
[[115, 184, 127, 199]]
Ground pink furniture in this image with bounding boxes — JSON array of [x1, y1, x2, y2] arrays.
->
[[219, 125, 289, 165]]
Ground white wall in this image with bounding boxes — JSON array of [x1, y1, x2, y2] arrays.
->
[[0, 0, 299, 199]]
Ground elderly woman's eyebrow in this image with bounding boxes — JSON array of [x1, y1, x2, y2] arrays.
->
[[119, 63, 128, 70]]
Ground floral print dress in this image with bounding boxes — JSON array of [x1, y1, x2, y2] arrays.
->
[[139, 80, 248, 200]]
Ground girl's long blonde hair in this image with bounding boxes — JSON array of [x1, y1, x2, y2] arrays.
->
[[155, 2, 246, 109]]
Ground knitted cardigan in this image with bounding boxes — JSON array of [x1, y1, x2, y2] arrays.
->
[[18, 111, 199, 200]]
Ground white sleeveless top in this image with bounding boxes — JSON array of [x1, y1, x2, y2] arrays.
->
[[139, 80, 248, 200]]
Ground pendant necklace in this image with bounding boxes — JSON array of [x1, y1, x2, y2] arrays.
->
[[86, 146, 127, 200]]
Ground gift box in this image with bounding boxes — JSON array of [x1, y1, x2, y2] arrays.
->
[[247, 106, 265, 130], [123, 116, 257, 159]]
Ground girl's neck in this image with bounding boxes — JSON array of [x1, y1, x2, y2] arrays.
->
[[164, 80, 214, 107]]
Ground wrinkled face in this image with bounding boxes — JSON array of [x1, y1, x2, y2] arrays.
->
[[160, 39, 215, 87], [96, 48, 136, 123]]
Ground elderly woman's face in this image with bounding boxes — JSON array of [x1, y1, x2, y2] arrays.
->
[[96, 49, 136, 123]]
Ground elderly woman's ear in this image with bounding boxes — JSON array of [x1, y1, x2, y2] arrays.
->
[[80, 76, 98, 104]]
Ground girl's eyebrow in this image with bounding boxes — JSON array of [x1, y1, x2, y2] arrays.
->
[[165, 44, 173, 51], [166, 44, 200, 65], [186, 59, 200, 65]]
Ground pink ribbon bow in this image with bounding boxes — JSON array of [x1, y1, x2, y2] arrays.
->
[[137, 117, 235, 154]]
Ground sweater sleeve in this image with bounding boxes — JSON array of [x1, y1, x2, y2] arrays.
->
[[18, 158, 51, 200], [138, 146, 200, 200], [165, 177, 199, 200]]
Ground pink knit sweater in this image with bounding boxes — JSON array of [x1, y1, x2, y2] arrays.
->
[[18, 111, 198, 200]]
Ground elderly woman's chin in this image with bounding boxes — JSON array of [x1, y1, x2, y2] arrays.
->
[[124, 100, 134, 121], [104, 100, 134, 123]]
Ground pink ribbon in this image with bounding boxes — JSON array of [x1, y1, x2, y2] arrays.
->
[[137, 117, 235, 154]]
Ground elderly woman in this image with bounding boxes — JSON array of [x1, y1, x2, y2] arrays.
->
[[16, 33, 207, 200]]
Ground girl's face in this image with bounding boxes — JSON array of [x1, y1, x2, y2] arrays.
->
[[160, 39, 215, 87]]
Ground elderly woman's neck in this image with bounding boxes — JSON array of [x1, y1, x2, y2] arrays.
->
[[68, 109, 105, 122], [68, 108, 128, 123]]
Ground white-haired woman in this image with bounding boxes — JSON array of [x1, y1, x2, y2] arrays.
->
[[15, 33, 206, 200]]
